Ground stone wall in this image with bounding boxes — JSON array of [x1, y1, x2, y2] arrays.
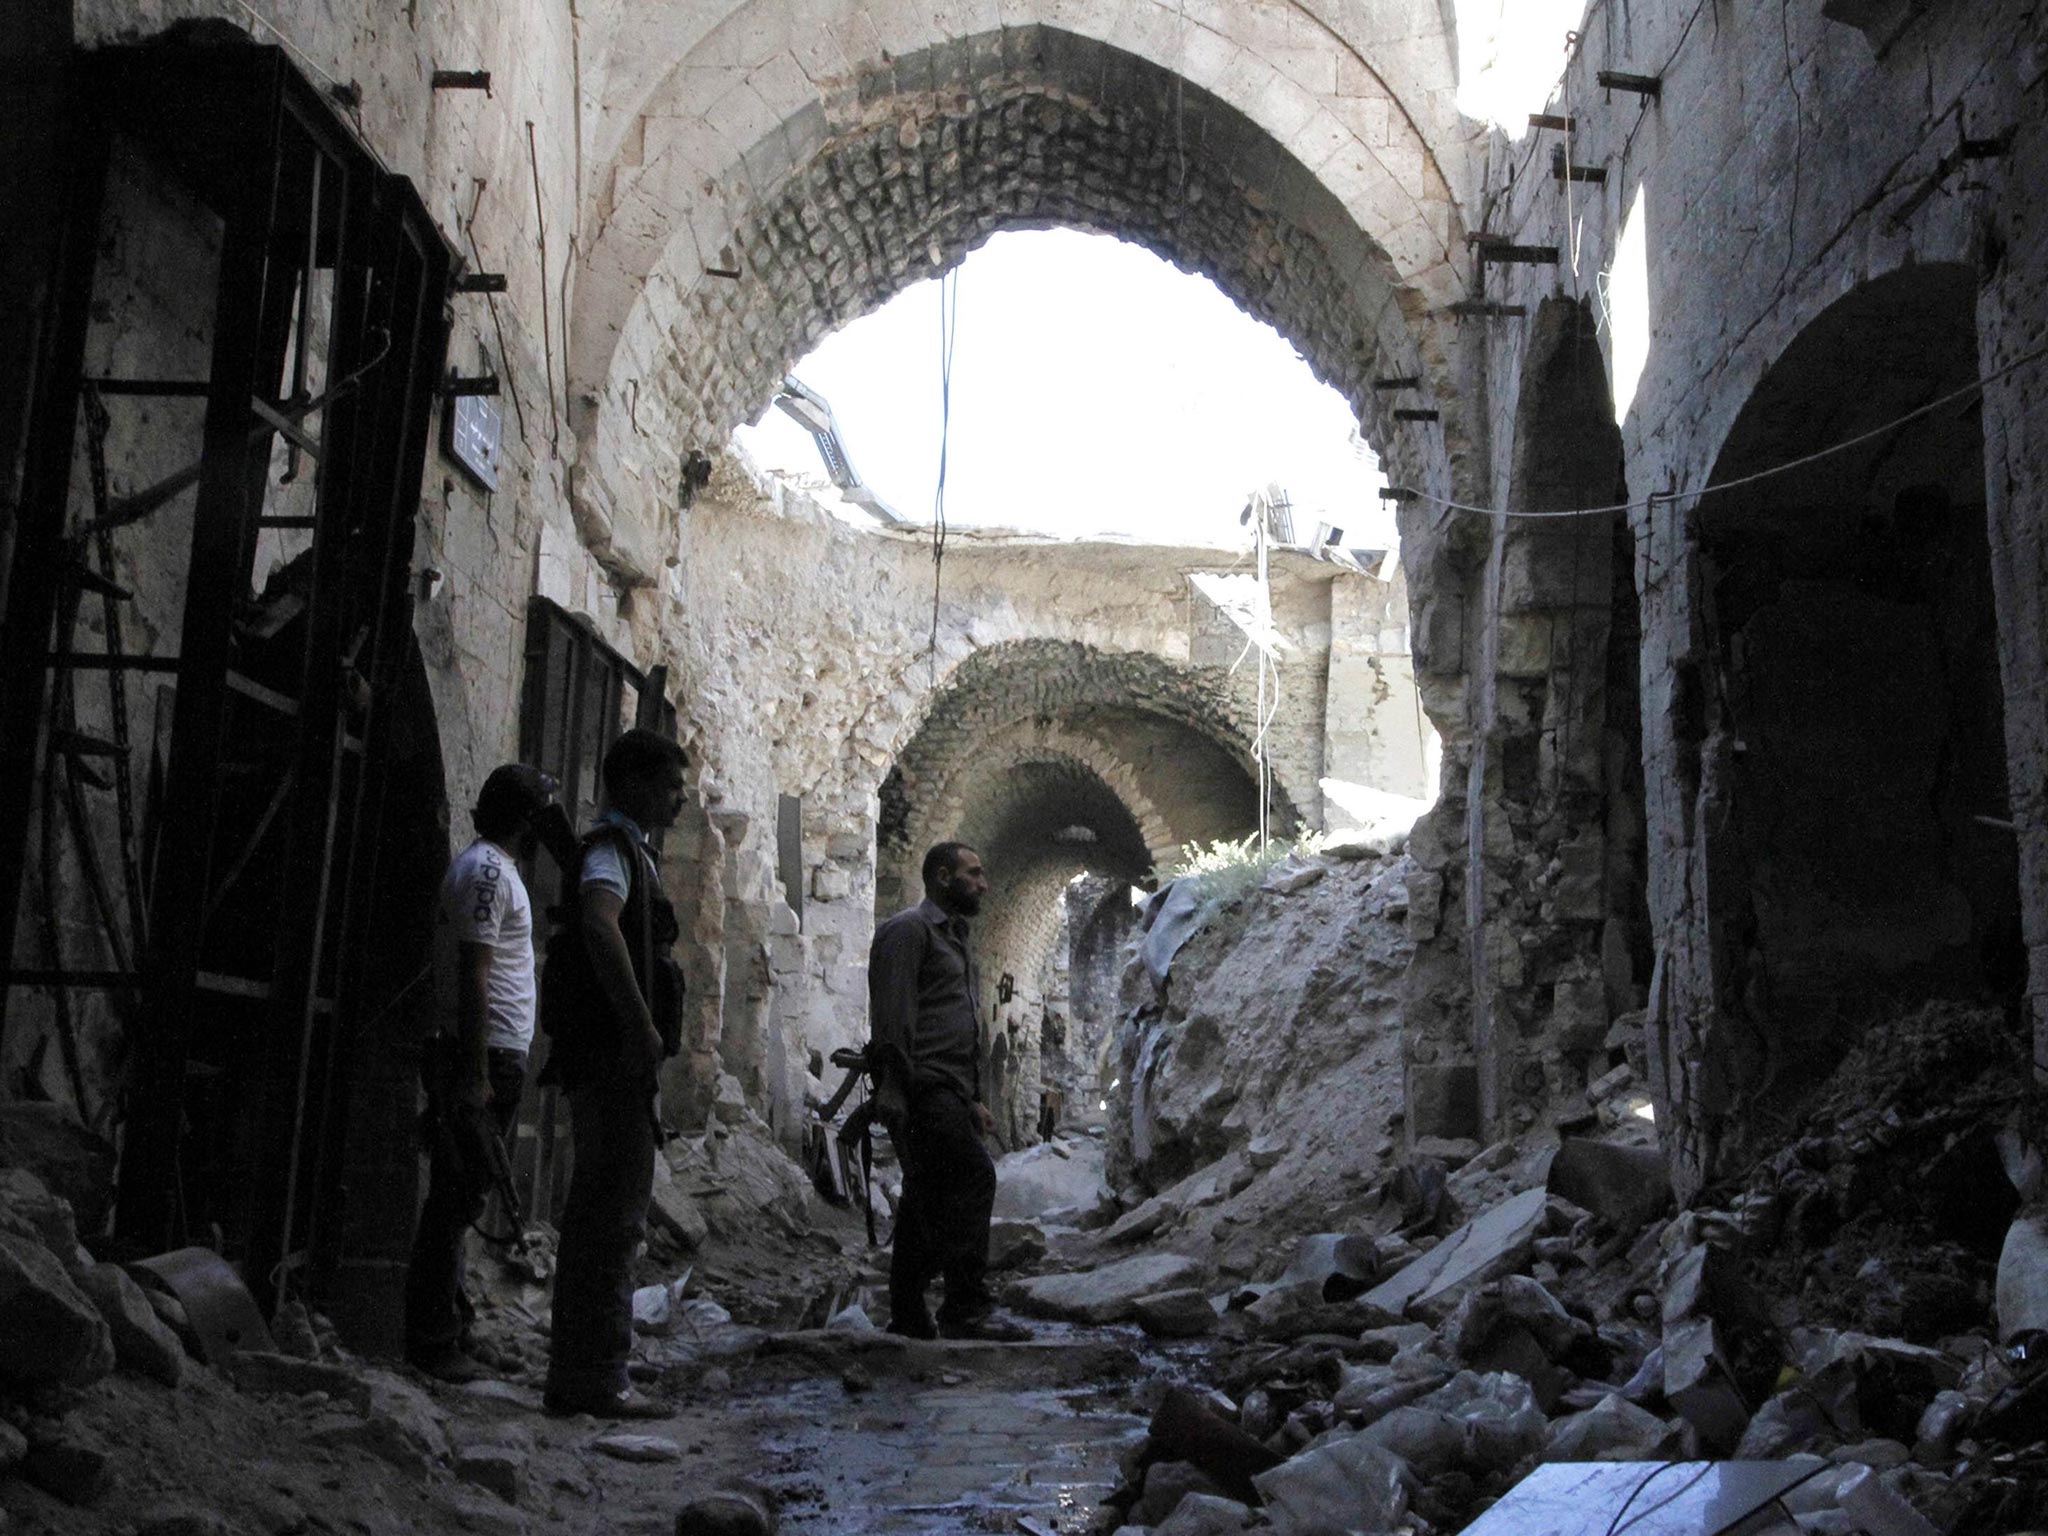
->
[[1434, 0, 2048, 1193], [640, 465, 1427, 1144]]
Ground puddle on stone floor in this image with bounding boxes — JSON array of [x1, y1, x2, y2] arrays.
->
[[735, 1371, 1143, 1534]]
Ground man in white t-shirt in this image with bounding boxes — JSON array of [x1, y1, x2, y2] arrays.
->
[[404, 762, 557, 1382]]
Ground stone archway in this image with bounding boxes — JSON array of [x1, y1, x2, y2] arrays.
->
[[1649, 262, 2016, 1191], [876, 639, 1269, 1144], [565, 13, 1473, 585]]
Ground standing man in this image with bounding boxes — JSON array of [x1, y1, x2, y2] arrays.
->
[[868, 842, 1027, 1341], [406, 762, 557, 1383], [541, 727, 686, 1418]]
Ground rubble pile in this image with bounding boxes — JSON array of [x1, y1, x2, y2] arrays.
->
[[1058, 998, 2048, 1534], [0, 1102, 865, 1534], [1106, 847, 1416, 1283]]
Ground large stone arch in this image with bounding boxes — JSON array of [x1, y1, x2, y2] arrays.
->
[[569, 13, 1477, 575], [875, 637, 1294, 883]]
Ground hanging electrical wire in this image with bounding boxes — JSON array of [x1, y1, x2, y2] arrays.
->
[[928, 265, 961, 691], [1388, 341, 2048, 523]]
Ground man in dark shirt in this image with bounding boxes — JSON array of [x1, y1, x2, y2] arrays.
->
[[868, 842, 1025, 1341]]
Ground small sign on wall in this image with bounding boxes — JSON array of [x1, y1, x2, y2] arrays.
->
[[443, 391, 501, 491]]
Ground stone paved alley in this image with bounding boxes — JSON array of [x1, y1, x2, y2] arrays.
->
[[9, 0, 2048, 1531]]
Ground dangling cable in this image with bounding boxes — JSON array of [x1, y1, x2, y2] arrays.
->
[[929, 266, 961, 691]]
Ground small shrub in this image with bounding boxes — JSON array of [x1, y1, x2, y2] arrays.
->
[[1165, 832, 1327, 926]]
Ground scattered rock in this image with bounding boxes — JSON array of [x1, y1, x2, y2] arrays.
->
[[1662, 1316, 1750, 1453], [1010, 1252, 1207, 1324], [1547, 1139, 1673, 1236], [228, 1351, 372, 1411], [1246, 1135, 1289, 1171], [455, 1444, 526, 1504], [649, 1175, 710, 1252], [1261, 862, 1326, 895], [0, 1168, 81, 1261], [633, 1282, 674, 1334], [1101, 1194, 1178, 1246], [592, 1432, 682, 1463], [1412, 1136, 1480, 1168], [674, 1489, 776, 1535], [0, 1420, 25, 1473], [21, 1422, 111, 1506], [986, 1219, 1046, 1272], [1153, 1493, 1253, 1536], [0, 1102, 117, 1230], [1133, 1459, 1230, 1525], [826, 1304, 875, 1332], [1364, 1187, 1547, 1320], [1252, 1433, 1408, 1536], [1997, 1209, 2048, 1342], [1545, 1393, 1671, 1460], [1133, 1288, 1218, 1338], [0, 1231, 114, 1387], [75, 1261, 185, 1385], [134, 1510, 235, 1536]]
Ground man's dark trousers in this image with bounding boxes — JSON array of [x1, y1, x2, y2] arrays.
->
[[405, 1048, 526, 1360], [889, 1083, 997, 1328], [546, 1074, 656, 1400]]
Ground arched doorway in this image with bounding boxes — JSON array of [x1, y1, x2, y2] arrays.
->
[[1694, 264, 2015, 1114]]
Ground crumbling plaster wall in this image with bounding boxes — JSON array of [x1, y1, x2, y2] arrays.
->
[[1439, 0, 2048, 1193]]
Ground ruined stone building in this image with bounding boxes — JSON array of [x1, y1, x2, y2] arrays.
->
[[2, 0, 2047, 1528]]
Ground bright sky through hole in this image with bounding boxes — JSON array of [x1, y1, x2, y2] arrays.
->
[[734, 229, 1392, 552]]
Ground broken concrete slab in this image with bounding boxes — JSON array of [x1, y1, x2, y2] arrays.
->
[[0, 1231, 114, 1388], [1363, 1187, 1547, 1320], [1547, 1138, 1673, 1235], [1997, 1208, 2048, 1341], [987, 1218, 1047, 1272], [1252, 1431, 1408, 1536], [1101, 1193, 1178, 1246], [1009, 1253, 1207, 1324], [1663, 1316, 1751, 1453], [1545, 1392, 1672, 1460]]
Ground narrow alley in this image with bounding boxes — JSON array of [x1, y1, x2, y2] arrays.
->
[[6, 1, 2048, 1533]]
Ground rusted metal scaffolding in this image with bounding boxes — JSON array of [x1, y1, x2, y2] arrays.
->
[[0, 40, 453, 1313]]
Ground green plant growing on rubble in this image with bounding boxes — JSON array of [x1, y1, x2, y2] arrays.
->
[[1165, 832, 1328, 923]]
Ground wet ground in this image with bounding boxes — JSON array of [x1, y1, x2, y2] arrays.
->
[[741, 1340, 1147, 1533]]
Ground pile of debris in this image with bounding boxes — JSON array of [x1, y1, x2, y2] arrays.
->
[[1027, 1000, 2048, 1534]]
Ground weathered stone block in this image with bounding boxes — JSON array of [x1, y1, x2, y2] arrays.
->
[[0, 1232, 114, 1388]]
